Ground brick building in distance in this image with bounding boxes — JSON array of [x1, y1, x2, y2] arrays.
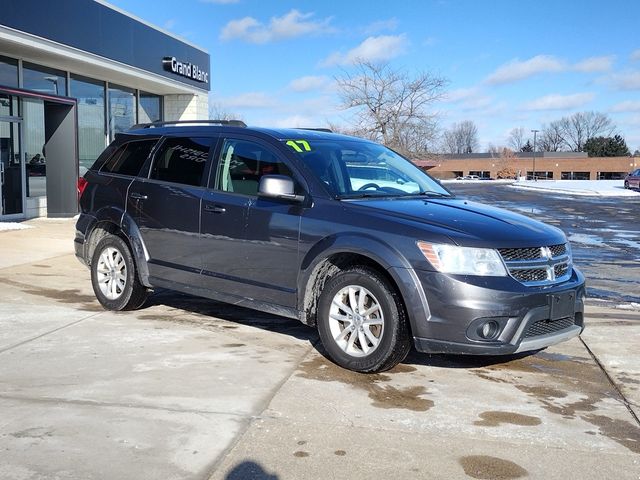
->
[[416, 152, 639, 181]]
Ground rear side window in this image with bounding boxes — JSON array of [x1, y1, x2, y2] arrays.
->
[[101, 139, 157, 176], [149, 137, 213, 187]]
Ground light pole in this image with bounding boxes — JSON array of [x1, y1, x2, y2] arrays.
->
[[531, 129, 539, 181], [44, 76, 59, 95]]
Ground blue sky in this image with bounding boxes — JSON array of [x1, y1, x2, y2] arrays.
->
[[110, 0, 640, 151]]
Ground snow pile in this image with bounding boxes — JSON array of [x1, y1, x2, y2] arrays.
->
[[0, 222, 32, 232], [509, 180, 640, 197]]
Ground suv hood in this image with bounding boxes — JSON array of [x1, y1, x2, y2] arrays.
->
[[347, 197, 566, 247]]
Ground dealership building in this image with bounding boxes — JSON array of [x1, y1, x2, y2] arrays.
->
[[0, 0, 210, 220]]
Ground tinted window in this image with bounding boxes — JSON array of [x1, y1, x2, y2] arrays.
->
[[23, 62, 67, 96], [150, 137, 212, 187], [101, 139, 157, 176], [214, 139, 292, 196]]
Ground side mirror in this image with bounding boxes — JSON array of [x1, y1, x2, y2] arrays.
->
[[258, 175, 305, 203]]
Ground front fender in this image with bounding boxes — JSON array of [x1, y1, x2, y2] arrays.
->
[[297, 233, 431, 332]]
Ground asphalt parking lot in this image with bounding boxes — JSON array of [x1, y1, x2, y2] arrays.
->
[[0, 187, 639, 480], [449, 183, 640, 304]]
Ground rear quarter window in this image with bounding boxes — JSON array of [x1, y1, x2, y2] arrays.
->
[[149, 137, 214, 187], [101, 139, 158, 177]]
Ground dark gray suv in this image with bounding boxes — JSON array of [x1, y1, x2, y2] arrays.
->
[[75, 121, 586, 373]]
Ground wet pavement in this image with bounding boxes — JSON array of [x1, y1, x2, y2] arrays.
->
[[449, 183, 640, 305], [0, 214, 638, 479]]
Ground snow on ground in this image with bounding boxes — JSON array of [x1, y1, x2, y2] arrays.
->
[[0, 222, 32, 232], [440, 179, 515, 184], [509, 180, 640, 197]]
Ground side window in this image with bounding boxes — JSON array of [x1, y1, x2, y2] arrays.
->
[[214, 139, 292, 196], [101, 139, 157, 176], [150, 137, 213, 187]]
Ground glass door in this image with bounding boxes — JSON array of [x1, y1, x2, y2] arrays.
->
[[1, 94, 24, 218], [0, 119, 24, 217]]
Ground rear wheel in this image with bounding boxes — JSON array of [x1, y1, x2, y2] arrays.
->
[[624, 180, 629, 189], [316, 267, 411, 373], [90, 234, 148, 311]]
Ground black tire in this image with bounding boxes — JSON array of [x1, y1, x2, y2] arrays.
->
[[90, 234, 148, 311], [316, 267, 411, 373], [624, 181, 629, 189]]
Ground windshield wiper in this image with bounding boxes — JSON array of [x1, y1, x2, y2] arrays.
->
[[337, 192, 403, 200], [416, 191, 450, 197]]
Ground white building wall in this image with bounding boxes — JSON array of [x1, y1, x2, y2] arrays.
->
[[163, 93, 209, 121]]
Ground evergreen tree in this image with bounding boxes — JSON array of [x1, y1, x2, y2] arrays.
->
[[584, 135, 630, 157], [520, 140, 533, 152]]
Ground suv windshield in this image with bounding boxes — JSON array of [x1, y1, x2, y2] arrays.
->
[[286, 138, 450, 199]]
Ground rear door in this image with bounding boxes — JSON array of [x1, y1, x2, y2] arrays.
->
[[87, 137, 158, 216], [128, 135, 216, 286], [200, 136, 303, 307]]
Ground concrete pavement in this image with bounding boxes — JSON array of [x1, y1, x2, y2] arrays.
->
[[0, 219, 638, 479]]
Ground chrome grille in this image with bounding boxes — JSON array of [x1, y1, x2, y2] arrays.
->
[[511, 269, 548, 283], [554, 263, 569, 277], [524, 317, 575, 338], [498, 247, 541, 261], [549, 244, 567, 257], [498, 243, 572, 286]]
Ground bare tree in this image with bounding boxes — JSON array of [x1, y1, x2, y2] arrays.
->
[[539, 121, 565, 151], [559, 111, 615, 152], [209, 102, 243, 122], [442, 120, 479, 154], [507, 127, 527, 151], [335, 61, 448, 155]]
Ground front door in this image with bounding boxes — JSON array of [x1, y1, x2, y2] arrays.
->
[[200, 136, 302, 307], [0, 117, 24, 218]]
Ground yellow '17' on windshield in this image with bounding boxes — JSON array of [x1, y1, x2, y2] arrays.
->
[[286, 140, 311, 152]]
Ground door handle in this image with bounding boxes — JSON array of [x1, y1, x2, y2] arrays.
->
[[204, 204, 226, 214], [130, 192, 148, 200]]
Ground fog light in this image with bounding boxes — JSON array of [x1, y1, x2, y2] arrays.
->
[[479, 321, 499, 339]]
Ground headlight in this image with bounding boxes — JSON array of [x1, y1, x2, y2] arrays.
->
[[417, 241, 507, 276]]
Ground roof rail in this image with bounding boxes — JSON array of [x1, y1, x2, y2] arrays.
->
[[131, 119, 247, 129], [294, 127, 333, 133]]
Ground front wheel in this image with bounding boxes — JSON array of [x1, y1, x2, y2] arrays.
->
[[624, 181, 629, 189], [316, 267, 411, 373], [90, 234, 148, 311]]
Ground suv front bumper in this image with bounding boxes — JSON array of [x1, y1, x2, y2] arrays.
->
[[396, 266, 586, 355]]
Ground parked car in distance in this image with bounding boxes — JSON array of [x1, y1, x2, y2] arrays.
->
[[624, 169, 640, 190], [75, 121, 586, 373]]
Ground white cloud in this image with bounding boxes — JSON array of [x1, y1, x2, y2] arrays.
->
[[272, 115, 320, 128], [163, 19, 176, 30], [630, 49, 640, 61], [220, 10, 333, 43], [444, 87, 480, 103], [288, 75, 331, 93], [608, 71, 640, 90], [361, 18, 398, 35], [219, 92, 277, 109], [610, 100, 640, 112], [442, 87, 492, 110], [522, 92, 595, 111], [320, 34, 408, 66], [573, 55, 615, 73], [486, 55, 565, 85]]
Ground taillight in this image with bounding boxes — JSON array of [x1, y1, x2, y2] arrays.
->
[[77, 177, 88, 200]]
